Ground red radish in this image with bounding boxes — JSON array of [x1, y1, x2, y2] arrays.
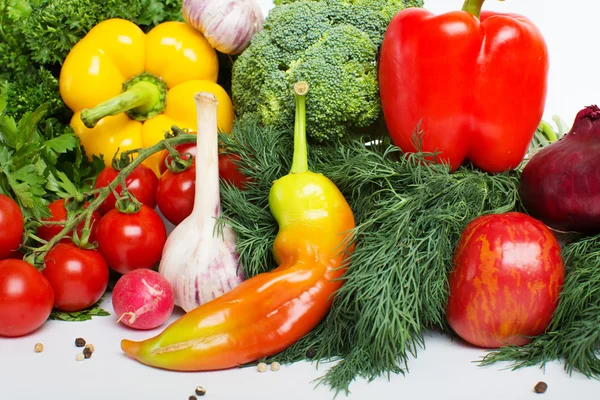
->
[[520, 105, 600, 234], [112, 269, 174, 330]]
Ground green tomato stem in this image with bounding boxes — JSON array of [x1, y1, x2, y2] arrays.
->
[[290, 82, 310, 174], [26, 132, 197, 269]]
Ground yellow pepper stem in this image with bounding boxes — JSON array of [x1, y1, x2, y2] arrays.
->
[[290, 82, 309, 174], [80, 72, 167, 128]]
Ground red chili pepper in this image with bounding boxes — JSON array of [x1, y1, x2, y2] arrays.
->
[[379, 0, 549, 172]]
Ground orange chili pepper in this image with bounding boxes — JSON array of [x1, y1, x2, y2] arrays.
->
[[120, 82, 356, 370]]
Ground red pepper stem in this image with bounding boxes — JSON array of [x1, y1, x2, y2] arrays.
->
[[80, 72, 167, 128], [290, 82, 309, 174], [462, 0, 485, 19]]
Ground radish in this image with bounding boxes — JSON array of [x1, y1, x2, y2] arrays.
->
[[112, 269, 175, 330]]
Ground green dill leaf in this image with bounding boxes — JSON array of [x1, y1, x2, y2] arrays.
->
[[219, 119, 521, 393], [482, 233, 600, 378]]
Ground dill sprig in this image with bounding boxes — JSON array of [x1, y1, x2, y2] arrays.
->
[[481, 233, 600, 377], [219, 119, 521, 394]]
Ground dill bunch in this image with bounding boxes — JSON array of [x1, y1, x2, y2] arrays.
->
[[481, 233, 600, 377], [220, 119, 521, 393]]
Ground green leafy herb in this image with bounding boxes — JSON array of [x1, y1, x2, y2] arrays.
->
[[49, 299, 110, 322], [0, 92, 103, 219], [219, 118, 521, 394], [481, 233, 600, 378]]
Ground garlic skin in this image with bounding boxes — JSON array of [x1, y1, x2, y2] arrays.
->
[[158, 92, 244, 312], [182, 0, 264, 55]]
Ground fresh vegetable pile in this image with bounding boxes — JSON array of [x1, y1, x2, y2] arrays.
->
[[1, 0, 600, 397]]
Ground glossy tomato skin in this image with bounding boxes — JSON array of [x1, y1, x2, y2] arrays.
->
[[95, 205, 167, 274], [159, 143, 248, 189], [219, 153, 249, 189], [0, 194, 24, 259], [158, 143, 197, 175], [94, 165, 159, 215], [36, 199, 101, 244], [446, 212, 564, 348], [156, 164, 195, 225], [0, 259, 54, 337], [42, 244, 109, 312]]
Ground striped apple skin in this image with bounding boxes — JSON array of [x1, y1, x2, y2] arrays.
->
[[446, 212, 564, 349]]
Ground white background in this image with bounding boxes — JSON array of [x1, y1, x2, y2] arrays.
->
[[2, 1, 600, 400]]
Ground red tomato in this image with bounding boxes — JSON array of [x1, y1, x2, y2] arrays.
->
[[95, 205, 167, 274], [36, 199, 101, 244], [219, 153, 250, 189], [94, 165, 159, 215], [159, 143, 248, 189], [158, 143, 197, 175], [42, 244, 109, 312], [446, 212, 565, 348], [0, 194, 24, 259], [0, 259, 54, 337], [156, 163, 196, 225]]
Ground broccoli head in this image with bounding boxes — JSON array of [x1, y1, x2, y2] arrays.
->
[[232, 0, 423, 143]]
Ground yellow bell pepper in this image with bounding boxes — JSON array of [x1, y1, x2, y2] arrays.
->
[[59, 18, 234, 175]]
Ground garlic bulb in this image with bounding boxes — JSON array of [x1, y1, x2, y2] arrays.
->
[[158, 92, 244, 312], [182, 0, 264, 55]]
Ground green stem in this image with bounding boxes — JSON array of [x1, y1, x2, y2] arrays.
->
[[26, 132, 197, 269], [80, 72, 167, 128], [461, 0, 485, 18], [290, 82, 309, 174]]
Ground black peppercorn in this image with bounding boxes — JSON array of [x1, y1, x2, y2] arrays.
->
[[305, 347, 317, 359], [83, 347, 93, 359], [534, 381, 548, 394], [75, 338, 86, 347]]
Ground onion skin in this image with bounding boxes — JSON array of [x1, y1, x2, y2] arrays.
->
[[520, 105, 600, 234]]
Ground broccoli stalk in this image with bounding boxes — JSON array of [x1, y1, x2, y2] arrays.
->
[[232, 0, 424, 142]]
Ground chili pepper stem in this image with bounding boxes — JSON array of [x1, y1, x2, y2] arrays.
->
[[80, 72, 167, 128], [290, 82, 309, 174], [24, 132, 197, 269], [461, 0, 486, 19]]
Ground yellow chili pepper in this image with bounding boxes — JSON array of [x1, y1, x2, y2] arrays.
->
[[59, 18, 234, 175], [120, 82, 356, 371]]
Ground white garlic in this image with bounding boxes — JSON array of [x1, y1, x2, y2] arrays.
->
[[158, 92, 244, 312], [182, 0, 264, 55]]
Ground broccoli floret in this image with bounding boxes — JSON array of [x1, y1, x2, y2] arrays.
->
[[232, 0, 423, 143]]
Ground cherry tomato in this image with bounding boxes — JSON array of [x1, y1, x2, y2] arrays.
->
[[94, 165, 159, 215], [158, 143, 197, 175], [0, 259, 54, 337], [156, 163, 196, 225], [36, 199, 102, 244], [95, 205, 167, 274], [446, 212, 565, 348], [219, 153, 250, 189], [159, 143, 248, 189], [42, 244, 109, 312], [0, 194, 24, 259]]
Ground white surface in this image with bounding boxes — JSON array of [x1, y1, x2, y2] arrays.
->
[[3, 1, 600, 399]]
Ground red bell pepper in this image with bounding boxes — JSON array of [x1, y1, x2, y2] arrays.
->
[[379, 0, 549, 172]]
